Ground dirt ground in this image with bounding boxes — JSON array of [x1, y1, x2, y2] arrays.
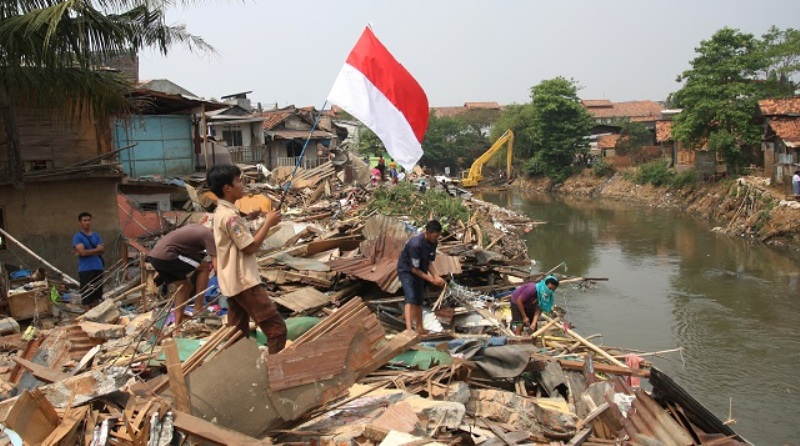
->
[[513, 170, 800, 250]]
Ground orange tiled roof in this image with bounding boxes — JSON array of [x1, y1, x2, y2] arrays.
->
[[656, 121, 673, 143], [597, 134, 620, 149], [758, 97, 800, 116], [768, 117, 800, 148], [583, 100, 663, 121], [582, 99, 613, 108], [464, 101, 501, 109]]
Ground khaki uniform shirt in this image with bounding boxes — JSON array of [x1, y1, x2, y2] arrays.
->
[[212, 199, 260, 297]]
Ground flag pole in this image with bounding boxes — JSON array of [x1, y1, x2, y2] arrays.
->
[[277, 99, 330, 209]]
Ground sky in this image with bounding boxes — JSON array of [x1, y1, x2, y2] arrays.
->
[[140, 0, 800, 108]]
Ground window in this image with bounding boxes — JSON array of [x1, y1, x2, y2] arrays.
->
[[24, 160, 53, 171], [222, 130, 243, 147], [0, 208, 5, 250]]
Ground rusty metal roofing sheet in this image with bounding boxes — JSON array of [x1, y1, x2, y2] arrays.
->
[[330, 216, 461, 293], [624, 389, 694, 446], [649, 367, 751, 445]]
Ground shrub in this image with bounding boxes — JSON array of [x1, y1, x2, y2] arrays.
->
[[592, 159, 615, 177], [367, 182, 469, 228], [633, 160, 674, 186], [670, 169, 697, 188]]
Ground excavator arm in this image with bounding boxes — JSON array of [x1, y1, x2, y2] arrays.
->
[[461, 129, 514, 187]]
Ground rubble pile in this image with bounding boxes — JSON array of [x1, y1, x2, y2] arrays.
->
[[0, 160, 748, 445]]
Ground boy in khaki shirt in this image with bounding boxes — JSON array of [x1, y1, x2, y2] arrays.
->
[[207, 165, 287, 354]]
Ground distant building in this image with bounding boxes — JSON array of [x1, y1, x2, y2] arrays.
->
[[582, 99, 664, 126], [758, 96, 800, 190], [656, 110, 724, 179], [260, 106, 343, 170], [430, 102, 503, 136]]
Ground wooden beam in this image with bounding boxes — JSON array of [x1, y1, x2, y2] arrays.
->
[[173, 410, 270, 445], [163, 338, 191, 412], [577, 402, 610, 429], [531, 354, 650, 378], [12, 357, 69, 383], [542, 314, 628, 369]]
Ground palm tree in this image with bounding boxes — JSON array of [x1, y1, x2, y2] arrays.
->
[[0, 0, 211, 184]]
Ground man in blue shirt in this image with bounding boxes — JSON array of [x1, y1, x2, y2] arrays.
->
[[397, 220, 445, 334], [72, 212, 105, 307]]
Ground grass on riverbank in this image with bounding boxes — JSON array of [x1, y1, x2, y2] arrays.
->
[[626, 160, 698, 189]]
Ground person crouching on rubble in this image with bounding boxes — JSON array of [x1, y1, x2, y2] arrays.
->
[[207, 165, 287, 354], [146, 223, 216, 326], [509, 275, 559, 335], [397, 220, 446, 335]]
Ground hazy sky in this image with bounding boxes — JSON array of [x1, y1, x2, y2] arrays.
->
[[140, 1, 800, 108]]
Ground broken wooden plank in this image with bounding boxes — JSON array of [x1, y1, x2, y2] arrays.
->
[[173, 410, 270, 445], [12, 357, 69, 383], [164, 338, 191, 412], [566, 427, 592, 446], [271, 287, 331, 313], [42, 405, 89, 446], [576, 402, 610, 430], [531, 354, 650, 378], [5, 389, 60, 445]]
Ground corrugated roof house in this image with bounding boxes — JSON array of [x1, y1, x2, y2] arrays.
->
[[758, 96, 800, 188]]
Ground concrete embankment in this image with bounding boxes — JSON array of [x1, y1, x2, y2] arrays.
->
[[512, 170, 800, 250]]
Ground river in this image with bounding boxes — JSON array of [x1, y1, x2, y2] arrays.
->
[[479, 190, 800, 445]]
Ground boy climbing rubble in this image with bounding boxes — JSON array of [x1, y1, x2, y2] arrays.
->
[[207, 165, 287, 354]]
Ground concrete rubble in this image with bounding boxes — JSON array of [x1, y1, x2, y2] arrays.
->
[[0, 155, 750, 445]]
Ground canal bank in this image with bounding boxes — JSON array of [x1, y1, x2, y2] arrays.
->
[[479, 190, 800, 445], [512, 170, 800, 251]]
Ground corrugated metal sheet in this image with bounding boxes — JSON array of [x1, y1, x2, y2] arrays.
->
[[624, 389, 694, 446], [330, 216, 461, 293], [649, 367, 751, 445]]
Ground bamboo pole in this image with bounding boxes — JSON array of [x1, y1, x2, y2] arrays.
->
[[530, 318, 559, 339], [0, 227, 79, 285], [542, 314, 628, 369]]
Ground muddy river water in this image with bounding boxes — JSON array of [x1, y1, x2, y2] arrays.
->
[[479, 190, 800, 445]]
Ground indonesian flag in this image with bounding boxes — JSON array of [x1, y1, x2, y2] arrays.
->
[[328, 27, 429, 171]]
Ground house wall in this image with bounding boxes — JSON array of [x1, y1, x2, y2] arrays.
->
[[114, 114, 195, 177], [0, 177, 122, 277], [0, 104, 111, 172]]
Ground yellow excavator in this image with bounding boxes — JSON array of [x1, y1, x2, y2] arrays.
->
[[461, 129, 514, 187]]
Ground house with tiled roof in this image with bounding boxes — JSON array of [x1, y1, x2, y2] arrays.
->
[[654, 110, 725, 178], [582, 99, 664, 151], [582, 99, 664, 124], [758, 96, 800, 189], [259, 106, 342, 170]]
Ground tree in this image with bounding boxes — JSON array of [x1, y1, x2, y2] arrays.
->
[[491, 103, 536, 160], [356, 127, 385, 156], [524, 77, 593, 182], [759, 26, 800, 95], [671, 27, 800, 172], [0, 0, 209, 183], [421, 114, 487, 171], [610, 118, 652, 156]]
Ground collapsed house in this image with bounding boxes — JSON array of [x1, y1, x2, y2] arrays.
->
[[0, 153, 751, 445]]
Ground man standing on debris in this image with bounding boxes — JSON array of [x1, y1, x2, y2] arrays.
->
[[146, 223, 216, 326], [397, 220, 446, 334], [207, 165, 287, 354], [793, 170, 800, 196], [509, 275, 559, 335], [73, 212, 105, 307]]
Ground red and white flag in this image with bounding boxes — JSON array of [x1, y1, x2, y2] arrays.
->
[[328, 27, 429, 171]]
